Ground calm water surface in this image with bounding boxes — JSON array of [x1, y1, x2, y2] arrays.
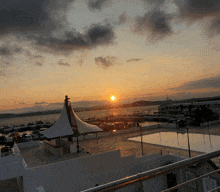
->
[[129, 132, 220, 153], [0, 105, 158, 126]]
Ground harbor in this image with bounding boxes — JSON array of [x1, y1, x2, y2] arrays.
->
[[1, 0, 220, 191], [1, 96, 220, 192]]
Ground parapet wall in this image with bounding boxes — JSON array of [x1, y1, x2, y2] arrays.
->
[[17, 141, 43, 149]]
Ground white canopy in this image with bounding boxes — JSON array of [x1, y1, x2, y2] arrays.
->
[[69, 107, 103, 134], [41, 104, 74, 139], [41, 101, 102, 139]]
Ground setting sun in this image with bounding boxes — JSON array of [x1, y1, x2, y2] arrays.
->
[[110, 95, 116, 101]]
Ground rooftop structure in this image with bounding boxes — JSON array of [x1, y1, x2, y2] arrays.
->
[[1, 142, 220, 192], [1, 96, 220, 191], [41, 95, 102, 154], [41, 95, 102, 139]]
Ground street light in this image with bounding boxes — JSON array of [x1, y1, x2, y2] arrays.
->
[[186, 127, 191, 158]]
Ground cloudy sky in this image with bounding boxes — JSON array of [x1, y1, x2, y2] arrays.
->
[[0, 0, 220, 112]]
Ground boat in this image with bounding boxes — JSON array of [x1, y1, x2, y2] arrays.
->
[[0, 136, 6, 145], [27, 123, 36, 130], [0, 126, 13, 134]]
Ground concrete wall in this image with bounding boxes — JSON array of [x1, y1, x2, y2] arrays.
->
[[22, 150, 187, 192], [0, 144, 26, 181], [17, 141, 43, 149]]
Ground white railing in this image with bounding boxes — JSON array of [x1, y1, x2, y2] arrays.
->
[[161, 169, 220, 192], [81, 150, 220, 192]]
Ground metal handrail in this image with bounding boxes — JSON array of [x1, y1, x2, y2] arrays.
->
[[209, 185, 220, 192], [81, 150, 220, 192], [162, 168, 220, 192]]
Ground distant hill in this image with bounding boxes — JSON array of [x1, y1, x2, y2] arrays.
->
[[0, 95, 220, 119], [172, 95, 220, 103]]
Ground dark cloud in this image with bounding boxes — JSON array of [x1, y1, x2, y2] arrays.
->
[[0, 0, 77, 35], [19, 102, 26, 105], [142, 0, 166, 6], [126, 58, 142, 62], [26, 50, 45, 60], [0, 47, 11, 56], [87, 24, 115, 45], [0, 0, 115, 56], [35, 101, 48, 105], [0, 0, 51, 34], [88, 0, 109, 10], [134, 10, 173, 42], [174, 0, 220, 36], [117, 12, 128, 25], [76, 51, 89, 66], [174, 0, 220, 19], [32, 55, 44, 59], [170, 76, 220, 91], [0, 0, 67, 38], [209, 18, 220, 37], [95, 56, 116, 69], [58, 60, 71, 67], [35, 62, 43, 66], [29, 23, 115, 55], [133, 0, 220, 40], [0, 45, 23, 56]]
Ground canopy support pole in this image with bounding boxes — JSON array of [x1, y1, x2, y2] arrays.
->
[[96, 133, 98, 144], [77, 134, 79, 153]]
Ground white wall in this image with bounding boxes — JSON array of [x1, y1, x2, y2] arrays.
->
[[22, 150, 185, 192], [23, 150, 123, 192], [0, 144, 26, 180]]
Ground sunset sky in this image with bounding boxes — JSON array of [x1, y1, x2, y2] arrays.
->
[[0, 0, 220, 112]]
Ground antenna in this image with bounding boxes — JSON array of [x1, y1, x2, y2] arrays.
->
[[165, 92, 169, 101], [65, 95, 71, 126]]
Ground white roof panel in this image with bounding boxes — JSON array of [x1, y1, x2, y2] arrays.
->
[[70, 108, 103, 134], [41, 104, 74, 138]]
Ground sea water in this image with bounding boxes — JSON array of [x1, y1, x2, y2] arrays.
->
[[0, 105, 159, 127]]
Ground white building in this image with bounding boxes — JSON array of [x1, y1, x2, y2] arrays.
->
[[1, 143, 220, 192], [1, 96, 220, 192], [158, 101, 220, 116]]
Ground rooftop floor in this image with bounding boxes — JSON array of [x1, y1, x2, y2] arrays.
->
[[19, 145, 90, 167], [19, 124, 220, 168]]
